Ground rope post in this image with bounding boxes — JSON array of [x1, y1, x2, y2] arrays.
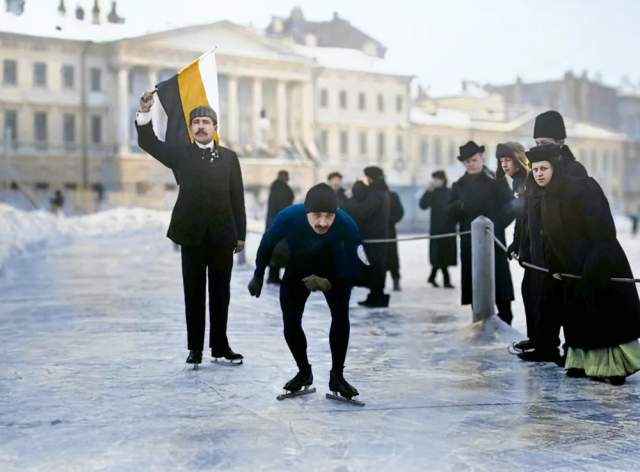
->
[[471, 216, 495, 322]]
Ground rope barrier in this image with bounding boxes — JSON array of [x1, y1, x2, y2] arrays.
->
[[362, 231, 470, 244], [487, 229, 640, 284]]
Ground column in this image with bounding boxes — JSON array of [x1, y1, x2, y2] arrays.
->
[[227, 76, 239, 146], [147, 67, 158, 91], [276, 80, 287, 149], [300, 80, 314, 146], [116, 66, 129, 155], [252, 78, 263, 149]]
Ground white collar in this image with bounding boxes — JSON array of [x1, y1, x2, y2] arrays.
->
[[195, 140, 214, 150]]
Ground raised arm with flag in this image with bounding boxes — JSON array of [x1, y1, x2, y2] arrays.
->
[[134, 48, 247, 368]]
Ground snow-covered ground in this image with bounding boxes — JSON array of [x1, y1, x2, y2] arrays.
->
[[1, 205, 640, 471]]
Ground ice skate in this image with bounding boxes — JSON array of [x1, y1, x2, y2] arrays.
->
[[277, 369, 316, 400], [326, 370, 364, 406], [508, 339, 535, 355], [211, 346, 244, 365], [186, 350, 202, 370]]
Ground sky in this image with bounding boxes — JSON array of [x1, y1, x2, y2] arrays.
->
[[21, 0, 640, 95]]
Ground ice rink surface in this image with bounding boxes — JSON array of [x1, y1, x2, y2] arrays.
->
[[2, 217, 640, 471]]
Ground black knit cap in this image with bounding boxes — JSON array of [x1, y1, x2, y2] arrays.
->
[[304, 183, 337, 214], [189, 105, 217, 125], [525, 143, 562, 164], [364, 166, 384, 180], [458, 141, 485, 161], [533, 110, 566, 140]]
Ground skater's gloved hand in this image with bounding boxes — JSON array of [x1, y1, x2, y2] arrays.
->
[[507, 241, 519, 260], [302, 275, 332, 292], [234, 240, 245, 253], [248, 275, 263, 297]]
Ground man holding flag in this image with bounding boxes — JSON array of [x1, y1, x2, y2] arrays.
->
[[134, 51, 246, 368]]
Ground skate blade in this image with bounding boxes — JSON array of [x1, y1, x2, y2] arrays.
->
[[212, 358, 243, 366], [326, 392, 365, 407], [187, 363, 200, 371], [277, 386, 316, 401], [507, 343, 534, 356]]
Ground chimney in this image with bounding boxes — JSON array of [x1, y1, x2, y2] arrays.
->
[[107, 1, 125, 24], [57, 0, 66, 16], [92, 0, 100, 25]]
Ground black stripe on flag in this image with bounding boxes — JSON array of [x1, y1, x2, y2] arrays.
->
[[156, 75, 189, 185]]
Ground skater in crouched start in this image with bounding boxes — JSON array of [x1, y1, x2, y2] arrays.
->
[[248, 184, 366, 405]]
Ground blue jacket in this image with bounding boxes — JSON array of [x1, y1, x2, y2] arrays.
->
[[254, 204, 364, 286]]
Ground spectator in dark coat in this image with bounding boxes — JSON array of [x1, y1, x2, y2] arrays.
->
[[448, 141, 516, 324], [135, 94, 246, 366], [533, 110, 588, 178], [327, 172, 348, 208], [525, 143, 640, 384], [387, 189, 405, 291], [265, 170, 295, 284], [419, 170, 457, 288], [342, 167, 391, 308]]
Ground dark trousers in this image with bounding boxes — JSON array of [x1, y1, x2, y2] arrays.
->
[[364, 243, 388, 297], [279, 273, 351, 373], [535, 276, 563, 352], [429, 266, 451, 285], [181, 243, 234, 352]]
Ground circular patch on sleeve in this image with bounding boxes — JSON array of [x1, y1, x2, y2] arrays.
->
[[357, 244, 371, 266]]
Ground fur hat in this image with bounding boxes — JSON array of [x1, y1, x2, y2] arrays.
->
[[364, 166, 384, 181], [533, 110, 566, 140], [525, 143, 563, 164], [189, 105, 217, 125]]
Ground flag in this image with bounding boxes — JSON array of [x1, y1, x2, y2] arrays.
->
[[150, 47, 220, 147]]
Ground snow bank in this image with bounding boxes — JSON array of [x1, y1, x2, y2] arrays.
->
[[0, 204, 170, 272]]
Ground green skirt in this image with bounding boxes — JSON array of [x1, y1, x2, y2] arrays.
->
[[566, 340, 640, 378]]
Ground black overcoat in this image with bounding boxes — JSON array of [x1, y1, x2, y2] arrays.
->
[[448, 172, 515, 305], [136, 122, 246, 247], [539, 175, 640, 350], [419, 186, 457, 268]]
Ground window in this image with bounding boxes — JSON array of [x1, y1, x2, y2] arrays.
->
[[63, 114, 75, 143], [318, 130, 328, 155], [359, 131, 368, 155], [602, 150, 609, 173], [90, 67, 102, 92], [320, 89, 328, 108], [377, 132, 386, 161], [3, 60, 17, 85], [396, 94, 403, 113], [434, 137, 442, 165], [377, 93, 385, 112], [591, 149, 598, 174], [396, 135, 404, 155], [339, 91, 347, 109], [4, 110, 17, 142], [340, 130, 349, 157], [358, 92, 366, 111], [33, 62, 47, 87], [91, 115, 102, 144], [420, 139, 429, 164], [62, 65, 75, 89], [34, 112, 47, 142]]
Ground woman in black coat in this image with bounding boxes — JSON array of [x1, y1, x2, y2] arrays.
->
[[419, 170, 457, 288], [265, 170, 295, 284], [342, 167, 391, 308], [448, 141, 515, 324], [526, 143, 640, 385]]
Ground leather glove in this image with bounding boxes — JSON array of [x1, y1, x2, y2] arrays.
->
[[234, 240, 245, 253], [248, 275, 263, 297], [302, 275, 332, 292], [507, 241, 519, 260]]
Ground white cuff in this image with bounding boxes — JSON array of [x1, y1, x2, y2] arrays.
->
[[135, 111, 152, 126]]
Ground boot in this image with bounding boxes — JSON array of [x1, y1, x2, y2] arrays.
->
[[186, 350, 202, 364], [517, 348, 561, 364], [362, 293, 390, 308], [283, 367, 313, 392], [212, 346, 244, 363], [566, 368, 587, 378], [329, 370, 359, 399]]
